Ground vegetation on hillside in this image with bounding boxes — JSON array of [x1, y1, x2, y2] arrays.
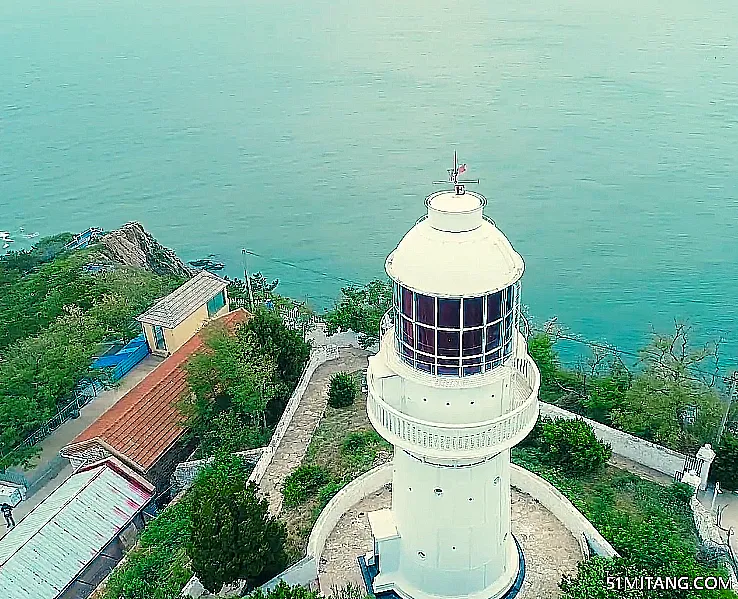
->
[[102, 455, 284, 599], [512, 444, 731, 598], [0, 236, 183, 468], [181, 307, 311, 459], [324, 279, 392, 348]]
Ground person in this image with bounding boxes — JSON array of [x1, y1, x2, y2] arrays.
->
[[1, 503, 15, 529]]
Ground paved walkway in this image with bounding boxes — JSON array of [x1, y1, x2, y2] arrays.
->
[[259, 348, 370, 516], [317, 488, 581, 598]]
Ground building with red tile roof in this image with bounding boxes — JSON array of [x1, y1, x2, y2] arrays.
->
[[61, 309, 250, 490]]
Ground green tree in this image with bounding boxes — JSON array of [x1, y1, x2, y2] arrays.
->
[[328, 372, 358, 408], [324, 279, 392, 349], [183, 321, 279, 439], [187, 455, 287, 593], [102, 497, 193, 599], [711, 431, 738, 490]]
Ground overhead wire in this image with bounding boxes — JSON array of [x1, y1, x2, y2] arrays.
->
[[241, 247, 737, 384]]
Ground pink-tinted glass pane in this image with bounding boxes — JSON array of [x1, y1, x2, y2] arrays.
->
[[438, 299, 461, 328], [462, 329, 483, 356], [487, 291, 502, 322], [415, 294, 435, 325], [464, 297, 483, 328], [416, 325, 435, 354], [504, 285, 515, 314], [438, 330, 460, 356], [485, 323, 501, 351], [402, 317, 414, 346], [402, 287, 413, 317], [438, 365, 459, 376]]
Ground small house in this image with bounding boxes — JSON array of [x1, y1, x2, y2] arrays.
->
[[61, 309, 250, 491], [137, 270, 230, 356], [0, 458, 156, 599]]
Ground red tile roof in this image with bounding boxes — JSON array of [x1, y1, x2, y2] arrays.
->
[[66, 309, 250, 472]]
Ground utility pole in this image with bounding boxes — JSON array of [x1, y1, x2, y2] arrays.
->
[[716, 371, 738, 447], [242, 248, 255, 309]]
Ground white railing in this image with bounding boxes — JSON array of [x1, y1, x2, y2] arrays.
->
[[367, 355, 540, 459]]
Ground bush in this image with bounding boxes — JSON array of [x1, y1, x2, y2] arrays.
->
[[244, 580, 322, 599], [711, 432, 738, 491], [328, 372, 358, 408], [540, 417, 612, 475], [102, 498, 193, 599], [282, 464, 333, 507], [317, 481, 345, 509]]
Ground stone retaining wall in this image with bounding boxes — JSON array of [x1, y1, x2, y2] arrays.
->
[[540, 402, 687, 478]]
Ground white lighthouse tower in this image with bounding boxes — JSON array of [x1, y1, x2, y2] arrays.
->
[[365, 155, 540, 599]]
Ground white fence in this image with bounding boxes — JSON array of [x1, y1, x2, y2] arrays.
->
[[539, 402, 688, 478]]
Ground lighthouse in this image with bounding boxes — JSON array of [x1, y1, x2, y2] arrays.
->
[[365, 155, 540, 599]]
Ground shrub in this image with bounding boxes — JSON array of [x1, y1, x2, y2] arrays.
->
[[317, 481, 345, 509], [342, 430, 383, 454], [282, 464, 333, 507], [711, 432, 738, 491], [328, 372, 358, 408], [245, 580, 322, 599], [540, 417, 611, 475]]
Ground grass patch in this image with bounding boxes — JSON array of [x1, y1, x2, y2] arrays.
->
[[280, 370, 391, 562]]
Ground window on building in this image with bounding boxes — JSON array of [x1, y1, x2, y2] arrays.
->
[[153, 325, 166, 351], [207, 290, 226, 317]]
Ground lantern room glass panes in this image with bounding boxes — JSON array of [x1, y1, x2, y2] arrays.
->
[[393, 282, 520, 377]]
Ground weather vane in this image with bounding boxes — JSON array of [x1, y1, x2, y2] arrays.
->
[[433, 151, 480, 195]]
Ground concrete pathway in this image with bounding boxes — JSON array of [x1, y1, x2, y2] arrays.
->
[[15, 354, 163, 492], [259, 348, 370, 516], [317, 488, 581, 598]]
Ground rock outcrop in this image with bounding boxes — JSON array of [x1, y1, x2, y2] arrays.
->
[[98, 222, 192, 278]]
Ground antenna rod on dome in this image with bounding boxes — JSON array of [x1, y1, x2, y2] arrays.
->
[[432, 151, 480, 195]]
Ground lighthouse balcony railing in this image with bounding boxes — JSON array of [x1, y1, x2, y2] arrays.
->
[[367, 354, 540, 458]]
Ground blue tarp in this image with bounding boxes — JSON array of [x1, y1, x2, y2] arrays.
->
[[92, 333, 149, 382]]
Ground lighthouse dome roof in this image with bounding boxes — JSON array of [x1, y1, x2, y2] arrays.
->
[[386, 190, 525, 297]]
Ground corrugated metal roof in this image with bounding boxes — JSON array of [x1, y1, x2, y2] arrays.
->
[[0, 462, 154, 599], [137, 270, 228, 328]]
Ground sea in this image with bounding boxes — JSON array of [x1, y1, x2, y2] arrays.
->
[[1, 0, 737, 370]]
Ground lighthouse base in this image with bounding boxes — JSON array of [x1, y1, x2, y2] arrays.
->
[[359, 536, 526, 599]]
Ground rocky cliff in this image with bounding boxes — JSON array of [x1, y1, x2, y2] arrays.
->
[[97, 222, 192, 278]]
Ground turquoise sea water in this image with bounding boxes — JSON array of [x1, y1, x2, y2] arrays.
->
[[1, 0, 737, 368]]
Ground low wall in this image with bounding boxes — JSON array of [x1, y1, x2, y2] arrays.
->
[[261, 556, 317, 592], [510, 464, 618, 559], [248, 345, 340, 487], [307, 463, 393, 562], [178, 344, 341, 598], [539, 402, 687, 478], [690, 498, 738, 589]]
